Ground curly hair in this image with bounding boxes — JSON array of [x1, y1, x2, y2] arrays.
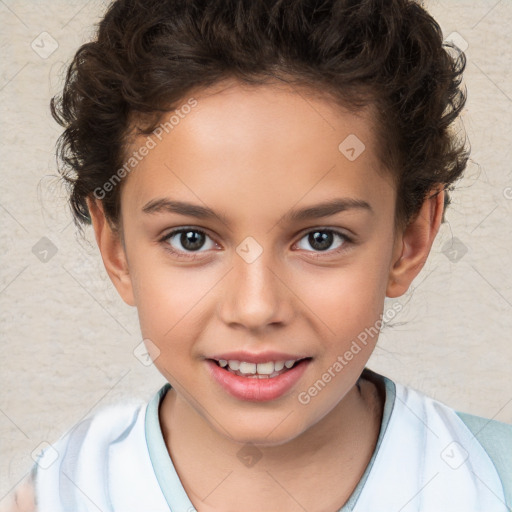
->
[[51, 0, 469, 236]]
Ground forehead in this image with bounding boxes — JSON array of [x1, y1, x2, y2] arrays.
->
[[121, 81, 394, 223]]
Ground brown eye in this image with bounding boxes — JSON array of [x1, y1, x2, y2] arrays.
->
[[296, 229, 352, 255], [160, 228, 217, 258]]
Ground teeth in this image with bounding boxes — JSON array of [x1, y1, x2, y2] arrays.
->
[[239, 362, 256, 374], [274, 361, 285, 371], [228, 360, 240, 371], [256, 362, 274, 375], [218, 358, 302, 376]]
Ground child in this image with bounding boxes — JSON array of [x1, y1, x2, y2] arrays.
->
[[3, 0, 511, 511]]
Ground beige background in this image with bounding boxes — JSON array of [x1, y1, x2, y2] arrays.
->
[[1, 0, 511, 501]]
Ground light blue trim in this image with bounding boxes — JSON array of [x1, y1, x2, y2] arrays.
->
[[339, 367, 396, 511], [144, 368, 396, 512], [456, 411, 512, 511], [144, 383, 195, 512]]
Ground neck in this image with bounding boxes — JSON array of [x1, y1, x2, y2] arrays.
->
[[159, 375, 383, 512]]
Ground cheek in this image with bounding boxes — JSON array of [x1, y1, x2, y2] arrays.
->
[[131, 257, 215, 348], [304, 256, 389, 327], [297, 259, 391, 382]]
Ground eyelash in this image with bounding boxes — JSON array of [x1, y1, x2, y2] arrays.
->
[[158, 227, 353, 260]]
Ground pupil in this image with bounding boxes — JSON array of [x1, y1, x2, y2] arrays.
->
[[309, 231, 332, 251], [181, 231, 204, 251]]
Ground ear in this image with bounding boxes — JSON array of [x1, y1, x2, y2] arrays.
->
[[386, 185, 445, 298], [86, 196, 136, 307]]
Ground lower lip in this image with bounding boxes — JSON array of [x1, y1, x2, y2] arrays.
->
[[206, 359, 311, 402]]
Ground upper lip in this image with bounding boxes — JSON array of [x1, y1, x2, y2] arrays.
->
[[207, 351, 312, 364]]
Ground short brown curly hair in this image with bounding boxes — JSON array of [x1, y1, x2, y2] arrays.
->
[[51, 0, 469, 236]]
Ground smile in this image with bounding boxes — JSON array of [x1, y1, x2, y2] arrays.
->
[[215, 358, 306, 378], [206, 358, 313, 401]]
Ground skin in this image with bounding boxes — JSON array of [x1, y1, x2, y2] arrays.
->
[[84, 79, 444, 512], [0, 473, 36, 512]]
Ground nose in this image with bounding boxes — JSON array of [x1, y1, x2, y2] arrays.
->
[[218, 247, 293, 331]]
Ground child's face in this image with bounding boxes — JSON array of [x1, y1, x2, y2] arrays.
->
[[100, 80, 413, 444]]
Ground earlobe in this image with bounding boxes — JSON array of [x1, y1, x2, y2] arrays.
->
[[86, 196, 136, 307], [386, 185, 445, 298]]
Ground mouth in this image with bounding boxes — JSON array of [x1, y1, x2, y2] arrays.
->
[[207, 357, 313, 379], [205, 356, 313, 401]]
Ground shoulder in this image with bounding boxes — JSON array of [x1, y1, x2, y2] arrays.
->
[[455, 410, 512, 507], [36, 401, 144, 465], [0, 398, 152, 512], [31, 400, 147, 512], [398, 380, 512, 509], [455, 409, 512, 444], [374, 372, 511, 510]]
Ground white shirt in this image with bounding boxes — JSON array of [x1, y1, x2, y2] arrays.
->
[[29, 368, 511, 512]]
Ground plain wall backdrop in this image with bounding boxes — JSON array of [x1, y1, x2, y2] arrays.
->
[[1, 0, 511, 500]]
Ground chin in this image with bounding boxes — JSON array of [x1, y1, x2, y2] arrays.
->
[[220, 417, 306, 449]]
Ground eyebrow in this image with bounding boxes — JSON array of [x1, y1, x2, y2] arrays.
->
[[283, 197, 373, 222], [141, 197, 373, 224]]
